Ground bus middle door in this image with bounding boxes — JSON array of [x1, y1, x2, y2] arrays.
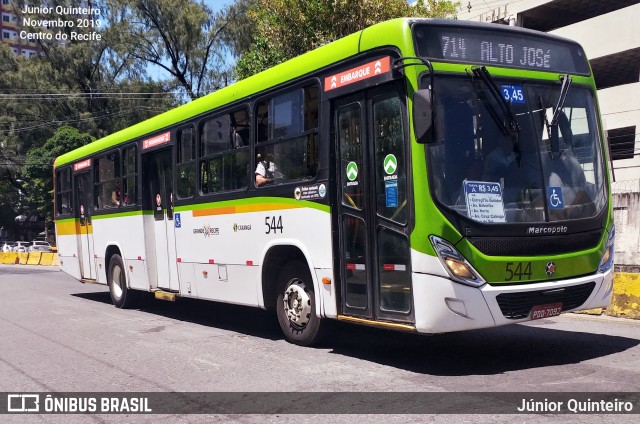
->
[[143, 148, 180, 292]]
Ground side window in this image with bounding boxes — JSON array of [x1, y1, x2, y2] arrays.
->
[[94, 151, 120, 210], [201, 115, 229, 156], [373, 95, 407, 224], [199, 108, 250, 195], [254, 84, 319, 187], [273, 89, 303, 139], [122, 146, 137, 206], [177, 127, 196, 199], [55, 167, 72, 216]]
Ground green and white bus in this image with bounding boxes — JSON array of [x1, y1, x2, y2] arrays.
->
[[54, 18, 614, 345]]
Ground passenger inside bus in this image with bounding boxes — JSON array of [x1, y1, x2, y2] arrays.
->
[[255, 153, 278, 186], [111, 184, 121, 207], [483, 132, 517, 179]]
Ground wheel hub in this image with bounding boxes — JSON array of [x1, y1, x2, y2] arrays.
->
[[283, 280, 311, 328]]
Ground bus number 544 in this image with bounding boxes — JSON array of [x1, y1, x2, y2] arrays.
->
[[265, 216, 284, 234], [505, 261, 532, 281]]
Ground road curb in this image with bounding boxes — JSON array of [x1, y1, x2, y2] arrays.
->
[[0, 251, 59, 265], [606, 273, 640, 319]]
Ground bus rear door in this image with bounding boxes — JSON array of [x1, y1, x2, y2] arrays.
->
[[74, 171, 97, 280]]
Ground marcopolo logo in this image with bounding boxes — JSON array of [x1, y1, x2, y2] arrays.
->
[[526, 225, 568, 235], [193, 225, 219, 237]]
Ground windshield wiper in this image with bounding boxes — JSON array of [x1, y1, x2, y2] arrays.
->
[[470, 66, 522, 165], [550, 74, 572, 126], [541, 74, 573, 157]]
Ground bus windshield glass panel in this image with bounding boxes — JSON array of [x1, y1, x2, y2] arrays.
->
[[424, 76, 606, 224], [413, 24, 590, 75]]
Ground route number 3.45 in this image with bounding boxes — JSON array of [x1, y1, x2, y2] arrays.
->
[[265, 216, 283, 234], [505, 261, 532, 281]]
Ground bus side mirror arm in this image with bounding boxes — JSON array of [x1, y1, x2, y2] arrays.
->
[[393, 57, 437, 143], [413, 89, 436, 144]]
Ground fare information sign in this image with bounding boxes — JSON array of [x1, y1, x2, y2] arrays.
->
[[464, 181, 506, 223]]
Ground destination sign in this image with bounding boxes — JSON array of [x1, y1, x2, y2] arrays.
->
[[413, 25, 590, 75], [73, 159, 91, 171]]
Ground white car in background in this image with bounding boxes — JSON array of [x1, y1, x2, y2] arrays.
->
[[28, 241, 52, 252], [12, 241, 30, 252], [2, 242, 15, 252]]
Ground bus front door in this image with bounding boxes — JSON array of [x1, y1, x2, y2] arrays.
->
[[143, 149, 180, 292], [333, 86, 413, 323], [74, 171, 96, 280]]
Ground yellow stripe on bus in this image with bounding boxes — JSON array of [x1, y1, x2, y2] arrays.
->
[[56, 220, 93, 236], [192, 203, 302, 217]]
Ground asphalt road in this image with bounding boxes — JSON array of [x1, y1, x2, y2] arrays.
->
[[1, 265, 639, 423]]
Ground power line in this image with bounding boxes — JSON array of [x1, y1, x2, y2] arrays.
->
[[0, 106, 168, 135]]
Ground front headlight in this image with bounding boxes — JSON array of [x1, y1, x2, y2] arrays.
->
[[598, 225, 615, 273], [430, 235, 485, 287]]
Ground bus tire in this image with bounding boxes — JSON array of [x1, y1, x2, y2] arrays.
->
[[276, 260, 325, 346], [108, 254, 139, 309]]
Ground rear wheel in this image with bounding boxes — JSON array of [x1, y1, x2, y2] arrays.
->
[[276, 260, 325, 346], [108, 254, 139, 308]]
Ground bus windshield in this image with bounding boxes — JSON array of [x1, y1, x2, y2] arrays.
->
[[425, 75, 606, 224]]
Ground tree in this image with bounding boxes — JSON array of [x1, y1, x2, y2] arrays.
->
[[22, 126, 94, 222], [235, 0, 459, 79], [0, 2, 176, 228], [113, 0, 249, 100]]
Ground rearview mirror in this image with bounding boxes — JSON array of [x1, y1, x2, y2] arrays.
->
[[413, 89, 435, 143]]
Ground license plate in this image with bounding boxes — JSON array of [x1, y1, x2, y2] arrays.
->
[[530, 303, 563, 320]]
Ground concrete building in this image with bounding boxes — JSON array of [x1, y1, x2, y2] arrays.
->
[[1, 0, 41, 58], [0, 0, 93, 57], [460, 0, 640, 183]]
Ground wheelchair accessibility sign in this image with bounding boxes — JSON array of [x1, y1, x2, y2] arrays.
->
[[547, 187, 564, 209]]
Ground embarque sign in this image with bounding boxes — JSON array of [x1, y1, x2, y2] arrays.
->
[[324, 57, 391, 92]]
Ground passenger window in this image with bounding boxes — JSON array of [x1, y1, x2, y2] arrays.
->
[[122, 146, 137, 206], [273, 90, 303, 139], [254, 84, 319, 187], [177, 127, 196, 199], [201, 115, 230, 156], [94, 151, 120, 210], [199, 108, 250, 194], [56, 167, 72, 216]]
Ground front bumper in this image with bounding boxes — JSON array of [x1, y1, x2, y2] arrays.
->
[[412, 266, 614, 334]]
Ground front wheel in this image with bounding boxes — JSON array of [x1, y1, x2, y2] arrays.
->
[[276, 261, 325, 346], [108, 254, 140, 309]]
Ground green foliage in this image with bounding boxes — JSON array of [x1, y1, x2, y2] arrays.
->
[[22, 126, 94, 221], [235, 0, 460, 79]]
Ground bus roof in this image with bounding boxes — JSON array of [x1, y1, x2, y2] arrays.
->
[[55, 18, 418, 168]]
